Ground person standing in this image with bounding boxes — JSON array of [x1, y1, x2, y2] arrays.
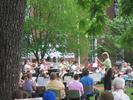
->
[[98, 52, 112, 91]]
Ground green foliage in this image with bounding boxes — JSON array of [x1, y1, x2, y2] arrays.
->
[[120, 0, 133, 17], [106, 17, 128, 48], [23, 0, 133, 62], [77, 0, 112, 35], [96, 35, 118, 59], [118, 0, 133, 51], [77, 0, 133, 62], [23, 0, 84, 60], [99, 0, 133, 63], [121, 26, 133, 51], [108, 17, 127, 35], [66, 33, 88, 58], [107, 0, 133, 51]]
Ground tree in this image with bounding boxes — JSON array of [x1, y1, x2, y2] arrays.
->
[[77, 0, 112, 35], [77, 0, 113, 62], [0, 0, 25, 100], [23, 0, 82, 61], [119, 0, 133, 50], [98, 0, 133, 63], [23, 0, 57, 61], [108, 17, 133, 63]]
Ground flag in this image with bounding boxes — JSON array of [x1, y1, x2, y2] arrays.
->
[[96, 59, 104, 68]]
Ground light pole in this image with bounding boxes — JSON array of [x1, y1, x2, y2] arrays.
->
[[55, 44, 59, 63], [77, 34, 80, 66], [90, 35, 97, 63]]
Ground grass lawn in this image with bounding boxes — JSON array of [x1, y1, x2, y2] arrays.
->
[[89, 83, 133, 100], [126, 88, 133, 100]]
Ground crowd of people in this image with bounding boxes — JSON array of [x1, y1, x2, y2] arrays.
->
[[12, 52, 132, 100]]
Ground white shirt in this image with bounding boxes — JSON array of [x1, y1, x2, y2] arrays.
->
[[112, 89, 130, 100], [24, 64, 31, 72], [71, 64, 77, 71], [39, 64, 47, 71], [52, 62, 59, 69]]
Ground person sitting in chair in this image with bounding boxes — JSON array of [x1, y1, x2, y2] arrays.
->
[[112, 77, 130, 100], [46, 72, 66, 99], [80, 68, 99, 100], [22, 73, 37, 97], [67, 74, 84, 97]]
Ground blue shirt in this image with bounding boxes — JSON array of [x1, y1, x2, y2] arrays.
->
[[80, 75, 94, 95], [43, 90, 56, 100]]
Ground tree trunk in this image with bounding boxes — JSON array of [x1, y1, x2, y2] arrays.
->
[[33, 51, 40, 64], [0, 1, 25, 100]]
